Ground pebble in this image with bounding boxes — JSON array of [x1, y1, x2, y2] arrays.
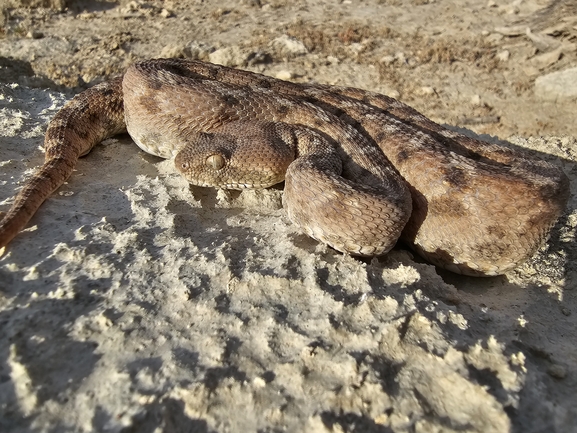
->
[[159, 45, 184, 58], [526, 29, 560, 52], [416, 86, 436, 96], [534, 67, 577, 101], [270, 35, 308, 58], [379, 55, 395, 65], [496, 50, 510, 62], [485, 33, 504, 43], [547, 364, 566, 379], [26, 30, 44, 39], [470, 94, 482, 106], [209, 46, 249, 67], [184, 41, 213, 60], [275, 70, 293, 80], [531, 47, 563, 69]]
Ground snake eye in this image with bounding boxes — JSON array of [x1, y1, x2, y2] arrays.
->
[[206, 154, 225, 170]]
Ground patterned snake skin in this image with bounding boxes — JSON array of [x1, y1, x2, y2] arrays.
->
[[0, 59, 569, 276]]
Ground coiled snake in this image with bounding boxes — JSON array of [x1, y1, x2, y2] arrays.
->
[[0, 59, 569, 276]]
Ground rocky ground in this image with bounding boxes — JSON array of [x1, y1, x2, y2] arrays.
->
[[0, 1, 576, 432]]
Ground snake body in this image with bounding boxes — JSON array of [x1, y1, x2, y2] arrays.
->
[[0, 59, 569, 275]]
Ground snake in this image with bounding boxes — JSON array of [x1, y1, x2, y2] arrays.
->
[[0, 59, 570, 276]]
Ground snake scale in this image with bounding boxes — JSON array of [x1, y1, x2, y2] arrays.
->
[[0, 59, 570, 276]]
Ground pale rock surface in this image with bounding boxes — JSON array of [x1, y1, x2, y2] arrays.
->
[[534, 67, 577, 101]]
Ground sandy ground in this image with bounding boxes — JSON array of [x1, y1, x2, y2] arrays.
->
[[0, 1, 576, 432]]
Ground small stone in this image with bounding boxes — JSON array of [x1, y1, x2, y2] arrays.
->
[[26, 30, 44, 39], [159, 44, 184, 58], [183, 41, 213, 60], [494, 26, 525, 36], [209, 46, 248, 67], [470, 94, 482, 106], [379, 55, 395, 65], [485, 33, 504, 43], [517, 315, 528, 327], [535, 67, 577, 101], [395, 52, 406, 63], [526, 28, 560, 52], [253, 377, 266, 388], [531, 46, 563, 69], [507, 5, 519, 14], [270, 35, 308, 58], [561, 307, 571, 316], [523, 65, 540, 77], [121, 0, 140, 14], [416, 86, 436, 96], [275, 70, 293, 81], [160, 8, 173, 18], [497, 50, 510, 61], [547, 364, 566, 379]]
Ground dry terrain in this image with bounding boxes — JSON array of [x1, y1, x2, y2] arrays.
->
[[0, 1, 576, 432]]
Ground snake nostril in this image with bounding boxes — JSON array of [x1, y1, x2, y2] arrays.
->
[[206, 154, 225, 170]]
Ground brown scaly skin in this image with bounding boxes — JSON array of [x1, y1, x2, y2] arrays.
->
[[0, 77, 126, 250], [0, 59, 570, 276], [123, 61, 412, 257]]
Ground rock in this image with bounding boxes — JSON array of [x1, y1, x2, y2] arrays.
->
[[4, 0, 66, 9], [275, 70, 293, 80], [269, 35, 308, 59], [159, 44, 184, 58], [485, 33, 504, 43], [119, 1, 163, 18], [160, 8, 173, 18], [26, 30, 44, 39], [531, 46, 562, 69], [470, 94, 482, 106], [326, 55, 339, 65], [379, 54, 395, 65], [547, 364, 567, 379], [208, 46, 249, 67], [496, 50, 510, 62], [183, 41, 214, 60], [534, 67, 577, 101], [416, 86, 436, 96], [494, 25, 525, 36], [526, 28, 560, 52]]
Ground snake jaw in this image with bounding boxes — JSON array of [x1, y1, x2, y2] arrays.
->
[[173, 121, 295, 190]]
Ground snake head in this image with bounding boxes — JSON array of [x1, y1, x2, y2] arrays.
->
[[174, 122, 295, 190]]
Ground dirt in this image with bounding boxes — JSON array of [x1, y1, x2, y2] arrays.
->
[[0, 1, 576, 432], [2, 0, 577, 138]]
